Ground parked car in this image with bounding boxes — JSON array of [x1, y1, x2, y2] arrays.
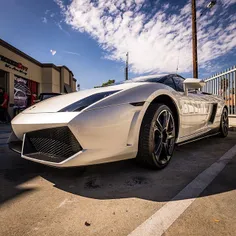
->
[[8, 74, 228, 169], [14, 88, 27, 108], [38, 93, 62, 101]]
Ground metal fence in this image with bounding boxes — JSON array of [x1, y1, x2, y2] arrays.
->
[[202, 66, 236, 115]]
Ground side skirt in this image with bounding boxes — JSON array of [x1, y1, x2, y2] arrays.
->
[[177, 129, 220, 146]]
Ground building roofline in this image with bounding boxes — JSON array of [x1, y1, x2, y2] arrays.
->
[[0, 38, 42, 66], [42, 63, 60, 72], [73, 78, 76, 82], [57, 65, 74, 76]]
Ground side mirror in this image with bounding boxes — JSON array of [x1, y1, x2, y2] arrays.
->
[[183, 78, 205, 95]]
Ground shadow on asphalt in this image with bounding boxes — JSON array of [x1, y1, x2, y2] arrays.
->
[[0, 124, 44, 204], [1, 132, 236, 205], [0, 152, 44, 204]]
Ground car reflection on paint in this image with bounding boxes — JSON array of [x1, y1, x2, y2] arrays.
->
[[14, 88, 27, 108]]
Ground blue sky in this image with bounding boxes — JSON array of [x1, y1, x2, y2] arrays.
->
[[0, 0, 235, 89]]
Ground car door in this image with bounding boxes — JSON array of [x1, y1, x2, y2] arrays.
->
[[171, 75, 209, 140]]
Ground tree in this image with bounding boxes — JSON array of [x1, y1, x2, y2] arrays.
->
[[94, 79, 115, 88]]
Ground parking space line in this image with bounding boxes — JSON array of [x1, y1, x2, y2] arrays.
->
[[128, 144, 236, 236]]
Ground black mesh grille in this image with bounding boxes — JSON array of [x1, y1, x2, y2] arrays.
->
[[23, 127, 82, 163]]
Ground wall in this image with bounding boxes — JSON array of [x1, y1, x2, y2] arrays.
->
[[41, 68, 52, 93], [52, 68, 60, 93], [60, 67, 69, 85], [72, 80, 76, 92], [0, 45, 42, 84], [41, 67, 60, 93]]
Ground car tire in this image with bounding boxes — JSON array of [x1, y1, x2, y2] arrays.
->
[[219, 107, 229, 138], [136, 104, 176, 169]]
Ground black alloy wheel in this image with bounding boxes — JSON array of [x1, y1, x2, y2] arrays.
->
[[219, 107, 229, 137], [137, 104, 176, 169]]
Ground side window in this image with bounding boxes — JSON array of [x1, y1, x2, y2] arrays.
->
[[163, 77, 176, 90], [173, 76, 185, 92]]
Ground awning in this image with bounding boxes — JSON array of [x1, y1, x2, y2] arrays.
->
[[64, 83, 72, 93]]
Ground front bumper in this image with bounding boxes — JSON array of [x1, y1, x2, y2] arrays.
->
[[9, 104, 141, 167], [8, 131, 22, 154]]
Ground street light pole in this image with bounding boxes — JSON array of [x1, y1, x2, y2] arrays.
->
[[191, 0, 198, 78]]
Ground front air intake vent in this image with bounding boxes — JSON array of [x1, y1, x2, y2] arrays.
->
[[22, 127, 82, 163], [209, 103, 218, 124]]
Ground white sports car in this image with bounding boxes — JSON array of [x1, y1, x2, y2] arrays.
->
[[8, 74, 229, 169]]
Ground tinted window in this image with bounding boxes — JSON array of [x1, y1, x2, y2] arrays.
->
[[134, 76, 168, 83], [173, 76, 185, 92], [110, 74, 168, 86], [163, 77, 176, 90]]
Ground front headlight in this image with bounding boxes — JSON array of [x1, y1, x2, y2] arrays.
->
[[59, 90, 120, 112]]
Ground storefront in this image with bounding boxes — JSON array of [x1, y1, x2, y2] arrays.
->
[[0, 38, 77, 118]]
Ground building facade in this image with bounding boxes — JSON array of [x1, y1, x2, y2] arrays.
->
[[0, 38, 77, 118]]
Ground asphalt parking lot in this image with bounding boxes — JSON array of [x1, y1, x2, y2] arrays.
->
[[0, 124, 236, 236]]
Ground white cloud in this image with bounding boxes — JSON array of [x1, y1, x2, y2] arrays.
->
[[54, 0, 66, 12], [63, 50, 80, 56], [55, 0, 236, 74], [42, 17, 47, 23], [56, 22, 70, 36], [222, 0, 236, 7]]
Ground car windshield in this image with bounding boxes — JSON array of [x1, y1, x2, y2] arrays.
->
[[108, 74, 168, 86]]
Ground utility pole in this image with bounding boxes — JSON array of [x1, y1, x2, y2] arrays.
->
[[191, 0, 198, 78], [125, 52, 129, 80], [191, 0, 217, 79]]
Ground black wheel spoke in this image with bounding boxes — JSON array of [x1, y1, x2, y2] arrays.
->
[[168, 139, 175, 154], [163, 143, 169, 156], [155, 119, 163, 133], [224, 112, 227, 121], [154, 141, 163, 157], [163, 110, 170, 130]]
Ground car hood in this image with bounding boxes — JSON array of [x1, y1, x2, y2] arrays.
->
[[23, 82, 145, 113]]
